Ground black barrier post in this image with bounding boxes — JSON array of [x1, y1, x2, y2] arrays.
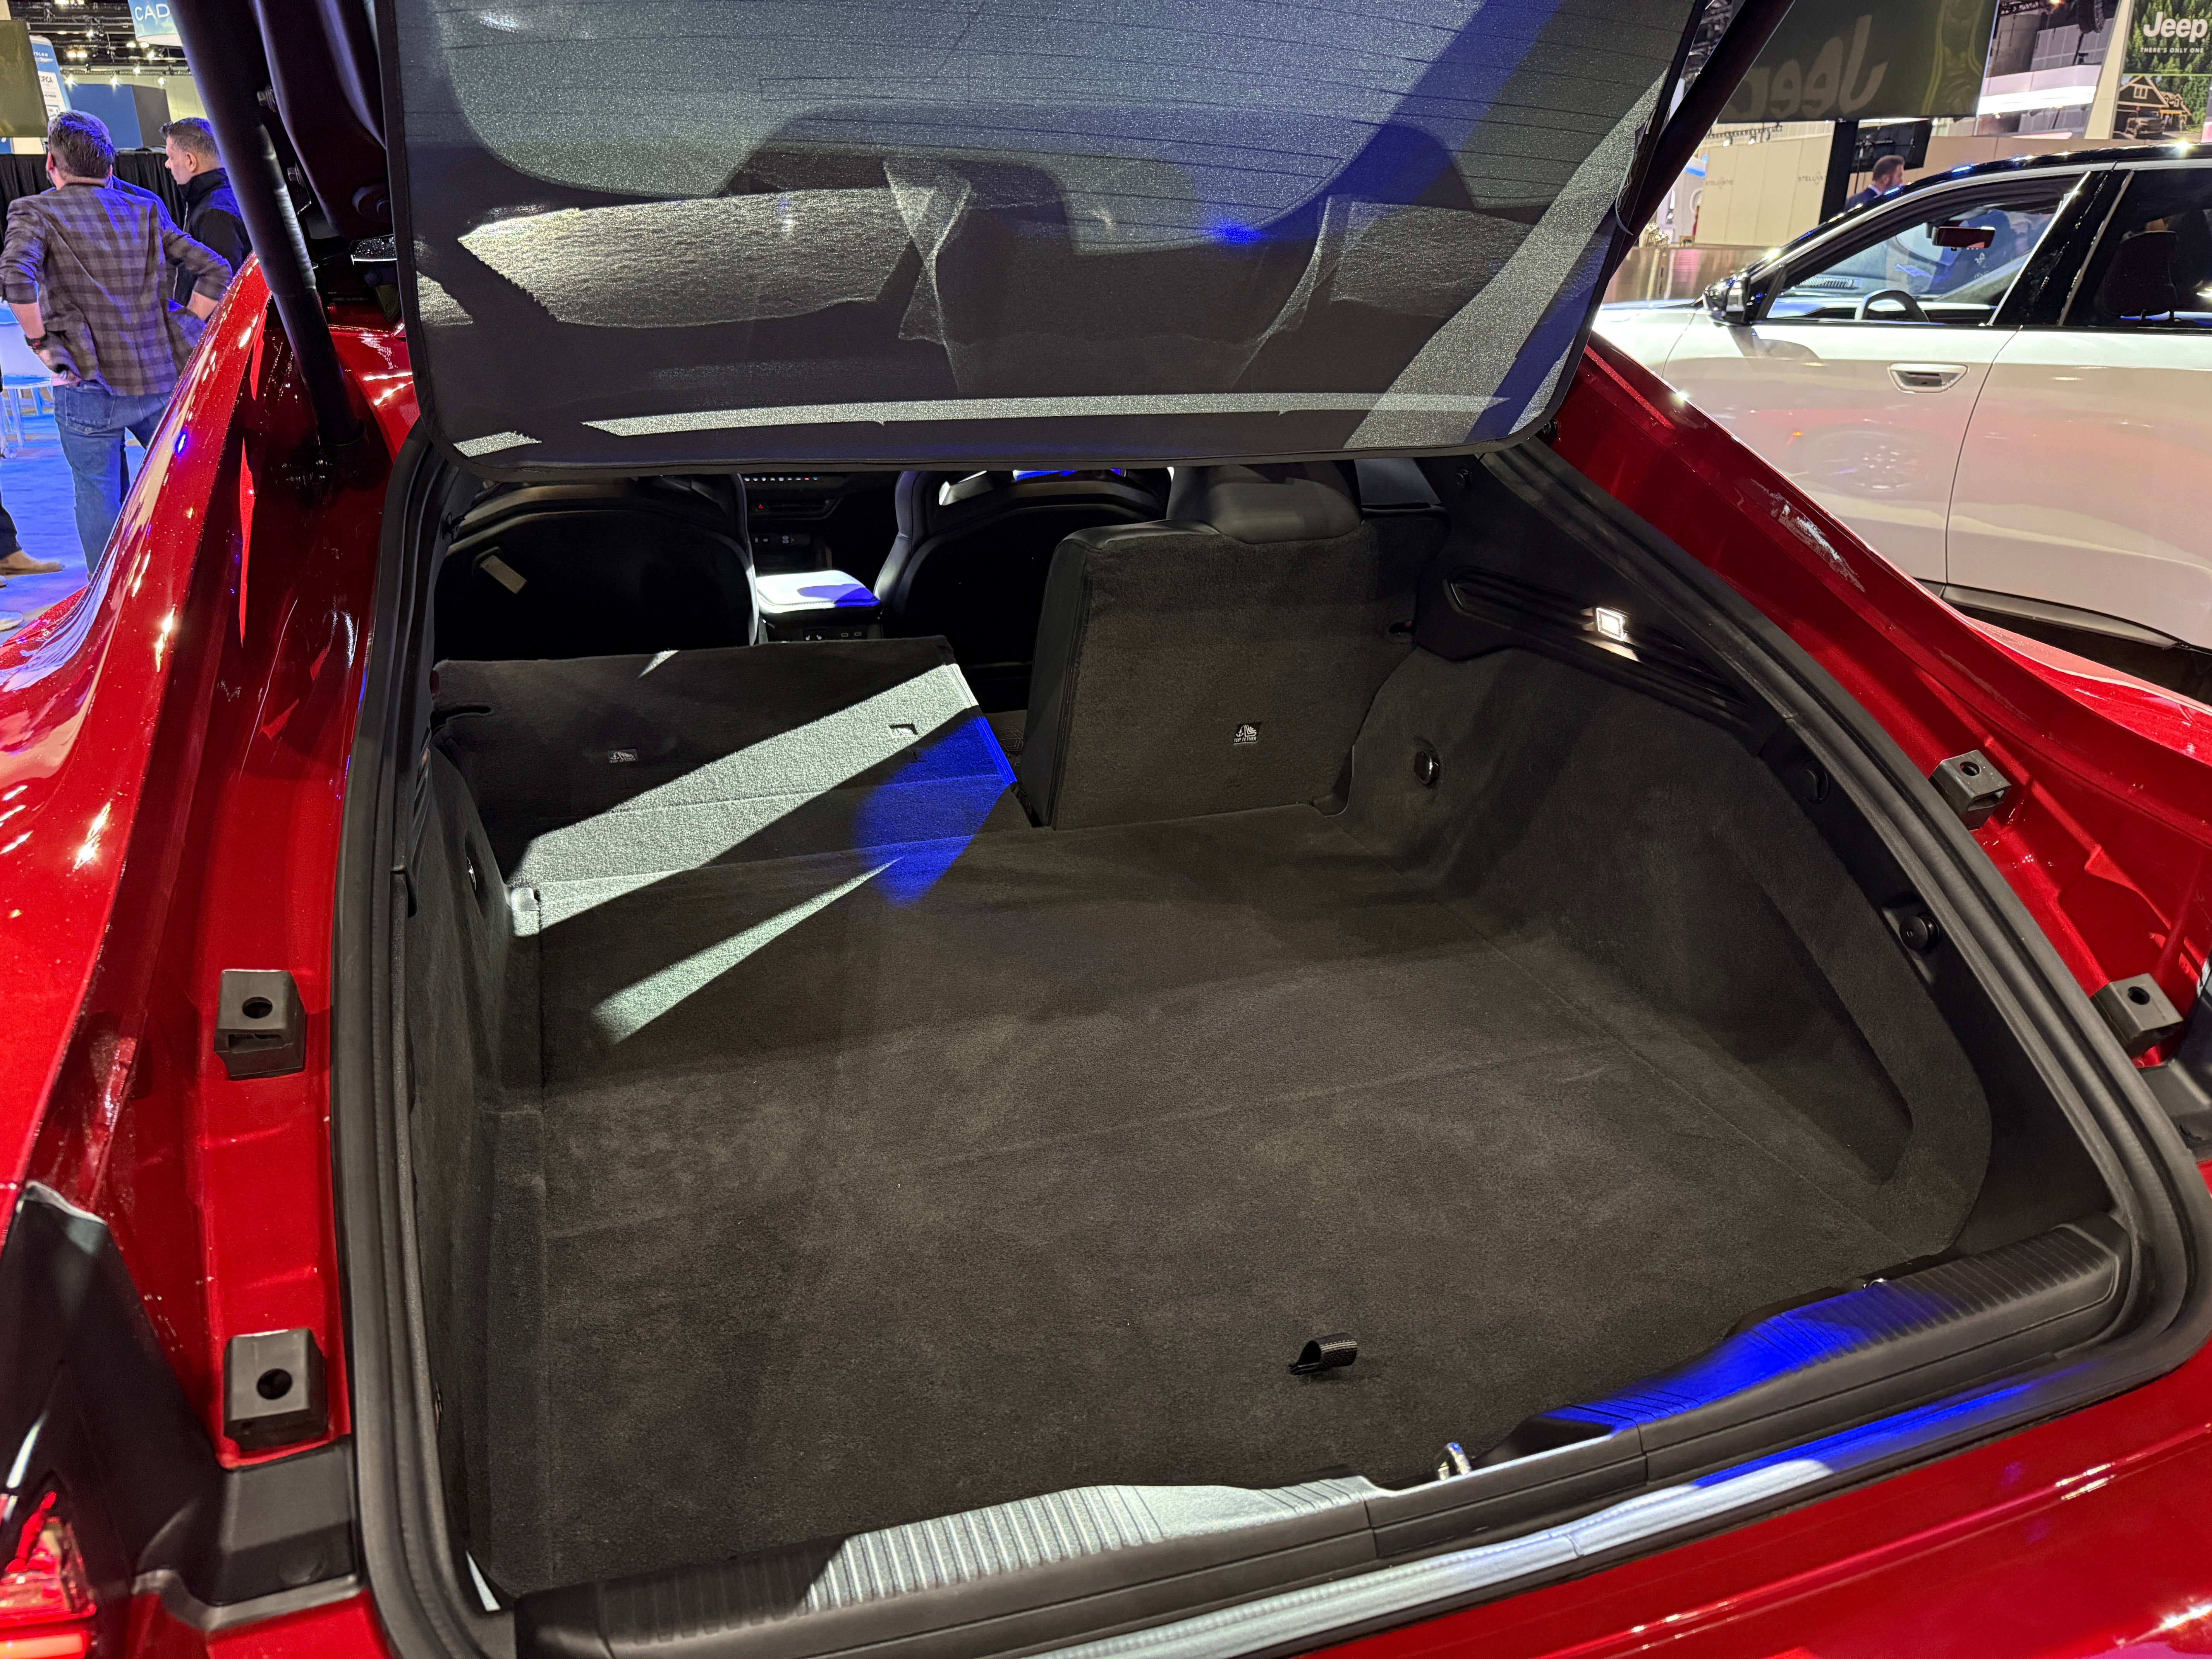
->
[[1620, 0, 1797, 235], [166, 0, 363, 455], [1820, 120, 1862, 222]]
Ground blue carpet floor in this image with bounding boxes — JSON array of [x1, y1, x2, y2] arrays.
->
[[1, 405, 127, 630]]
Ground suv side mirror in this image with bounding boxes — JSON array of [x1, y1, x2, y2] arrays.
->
[[1704, 272, 1752, 325]]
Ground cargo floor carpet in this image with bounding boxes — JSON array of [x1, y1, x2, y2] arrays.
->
[[483, 805, 1925, 1592]]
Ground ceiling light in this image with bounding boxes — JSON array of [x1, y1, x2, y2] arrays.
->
[[1591, 607, 1632, 644]]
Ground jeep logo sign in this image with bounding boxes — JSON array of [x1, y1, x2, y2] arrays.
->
[[1719, 0, 2001, 124], [1723, 15, 1889, 122], [2121, 0, 2212, 136]]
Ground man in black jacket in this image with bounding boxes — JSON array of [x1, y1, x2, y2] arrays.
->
[[161, 117, 249, 309], [1847, 155, 1907, 211]]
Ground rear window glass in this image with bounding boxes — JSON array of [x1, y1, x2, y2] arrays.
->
[[1769, 188, 2068, 326], [2068, 166, 2212, 330], [392, 0, 1697, 469]]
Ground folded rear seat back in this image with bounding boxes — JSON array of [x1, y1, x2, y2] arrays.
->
[[436, 476, 758, 663], [1018, 463, 1444, 830], [876, 469, 1167, 712]]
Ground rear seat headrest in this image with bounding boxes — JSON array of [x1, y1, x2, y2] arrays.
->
[[1166, 463, 1361, 544]]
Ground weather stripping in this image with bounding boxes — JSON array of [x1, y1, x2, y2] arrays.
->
[[585, 393, 1504, 438]]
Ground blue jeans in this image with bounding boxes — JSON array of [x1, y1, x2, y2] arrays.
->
[[53, 382, 172, 572]]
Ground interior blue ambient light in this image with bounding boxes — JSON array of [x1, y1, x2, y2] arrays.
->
[[852, 714, 1015, 903], [788, 578, 876, 608], [1689, 1378, 2044, 1489], [1555, 1275, 1970, 1430]]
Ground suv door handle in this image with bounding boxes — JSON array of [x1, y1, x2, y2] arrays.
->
[[1890, 363, 1967, 392]]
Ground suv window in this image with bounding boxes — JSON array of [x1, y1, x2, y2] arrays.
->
[[2066, 167, 2212, 331], [1765, 187, 2069, 325]]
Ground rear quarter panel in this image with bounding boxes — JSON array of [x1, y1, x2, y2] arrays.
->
[[0, 266, 413, 1460]]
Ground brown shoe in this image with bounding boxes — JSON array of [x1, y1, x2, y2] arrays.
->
[[0, 551, 62, 575]]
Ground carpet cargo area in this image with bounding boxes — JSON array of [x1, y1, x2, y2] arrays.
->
[[407, 641, 1990, 1597]]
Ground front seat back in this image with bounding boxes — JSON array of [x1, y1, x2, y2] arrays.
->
[[874, 470, 1164, 709], [1017, 463, 1440, 830], [436, 477, 755, 662], [2095, 228, 2181, 321]]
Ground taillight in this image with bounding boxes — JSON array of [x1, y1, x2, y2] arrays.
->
[[0, 1493, 94, 1659]]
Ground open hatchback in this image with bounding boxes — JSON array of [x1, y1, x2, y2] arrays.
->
[[247, 1, 2212, 1656]]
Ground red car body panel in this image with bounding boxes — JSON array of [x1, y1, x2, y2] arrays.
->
[[0, 267, 413, 1462], [128, 1594, 388, 1659], [7, 288, 2212, 1656]]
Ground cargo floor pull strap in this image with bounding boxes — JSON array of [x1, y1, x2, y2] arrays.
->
[[1288, 1334, 1358, 1376]]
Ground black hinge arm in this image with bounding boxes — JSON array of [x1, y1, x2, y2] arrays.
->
[[167, 0, 365, 453]]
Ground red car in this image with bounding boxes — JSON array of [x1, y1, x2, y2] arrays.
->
[[9, 4, 2212, 1659]]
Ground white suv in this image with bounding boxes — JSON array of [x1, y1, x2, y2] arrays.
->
[[1598, 149, 2212, 697]]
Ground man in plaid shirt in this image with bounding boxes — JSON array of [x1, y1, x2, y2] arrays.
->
[[2, 111, 232, 572]]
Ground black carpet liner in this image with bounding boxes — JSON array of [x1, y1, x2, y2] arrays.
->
[[498, 804, 1928, 1591]]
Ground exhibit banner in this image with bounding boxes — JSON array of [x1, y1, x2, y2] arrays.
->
[[28, 35, 67, 123], [2119, 2, 2212, 138], [0, 24, 51, 139], [1720, 0, 2004, 123], [129, 3, 182, 48]]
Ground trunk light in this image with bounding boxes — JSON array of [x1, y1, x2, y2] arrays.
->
[[0, 1494, 94, 1659], [1591, 606, 1632, 644]]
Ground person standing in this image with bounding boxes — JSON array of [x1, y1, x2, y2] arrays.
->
[[1848, 155, 1907, 211], [1, 111, 231, 572], [161, 117, 249, 317], [0, 476, 60, 584]]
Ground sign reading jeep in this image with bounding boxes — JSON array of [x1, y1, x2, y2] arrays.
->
[[1721, 0, 2004, 122]]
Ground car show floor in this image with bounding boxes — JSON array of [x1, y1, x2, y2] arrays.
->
[[0, 404, 96, 628]]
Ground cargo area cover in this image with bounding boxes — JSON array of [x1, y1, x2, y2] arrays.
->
[[386, 0, 1695, 470]]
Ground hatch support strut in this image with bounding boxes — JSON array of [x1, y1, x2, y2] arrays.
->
[[168, 0, 364, 455]]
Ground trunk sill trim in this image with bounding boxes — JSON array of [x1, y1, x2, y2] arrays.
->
[[1030, 1378, 2040, 1659]]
